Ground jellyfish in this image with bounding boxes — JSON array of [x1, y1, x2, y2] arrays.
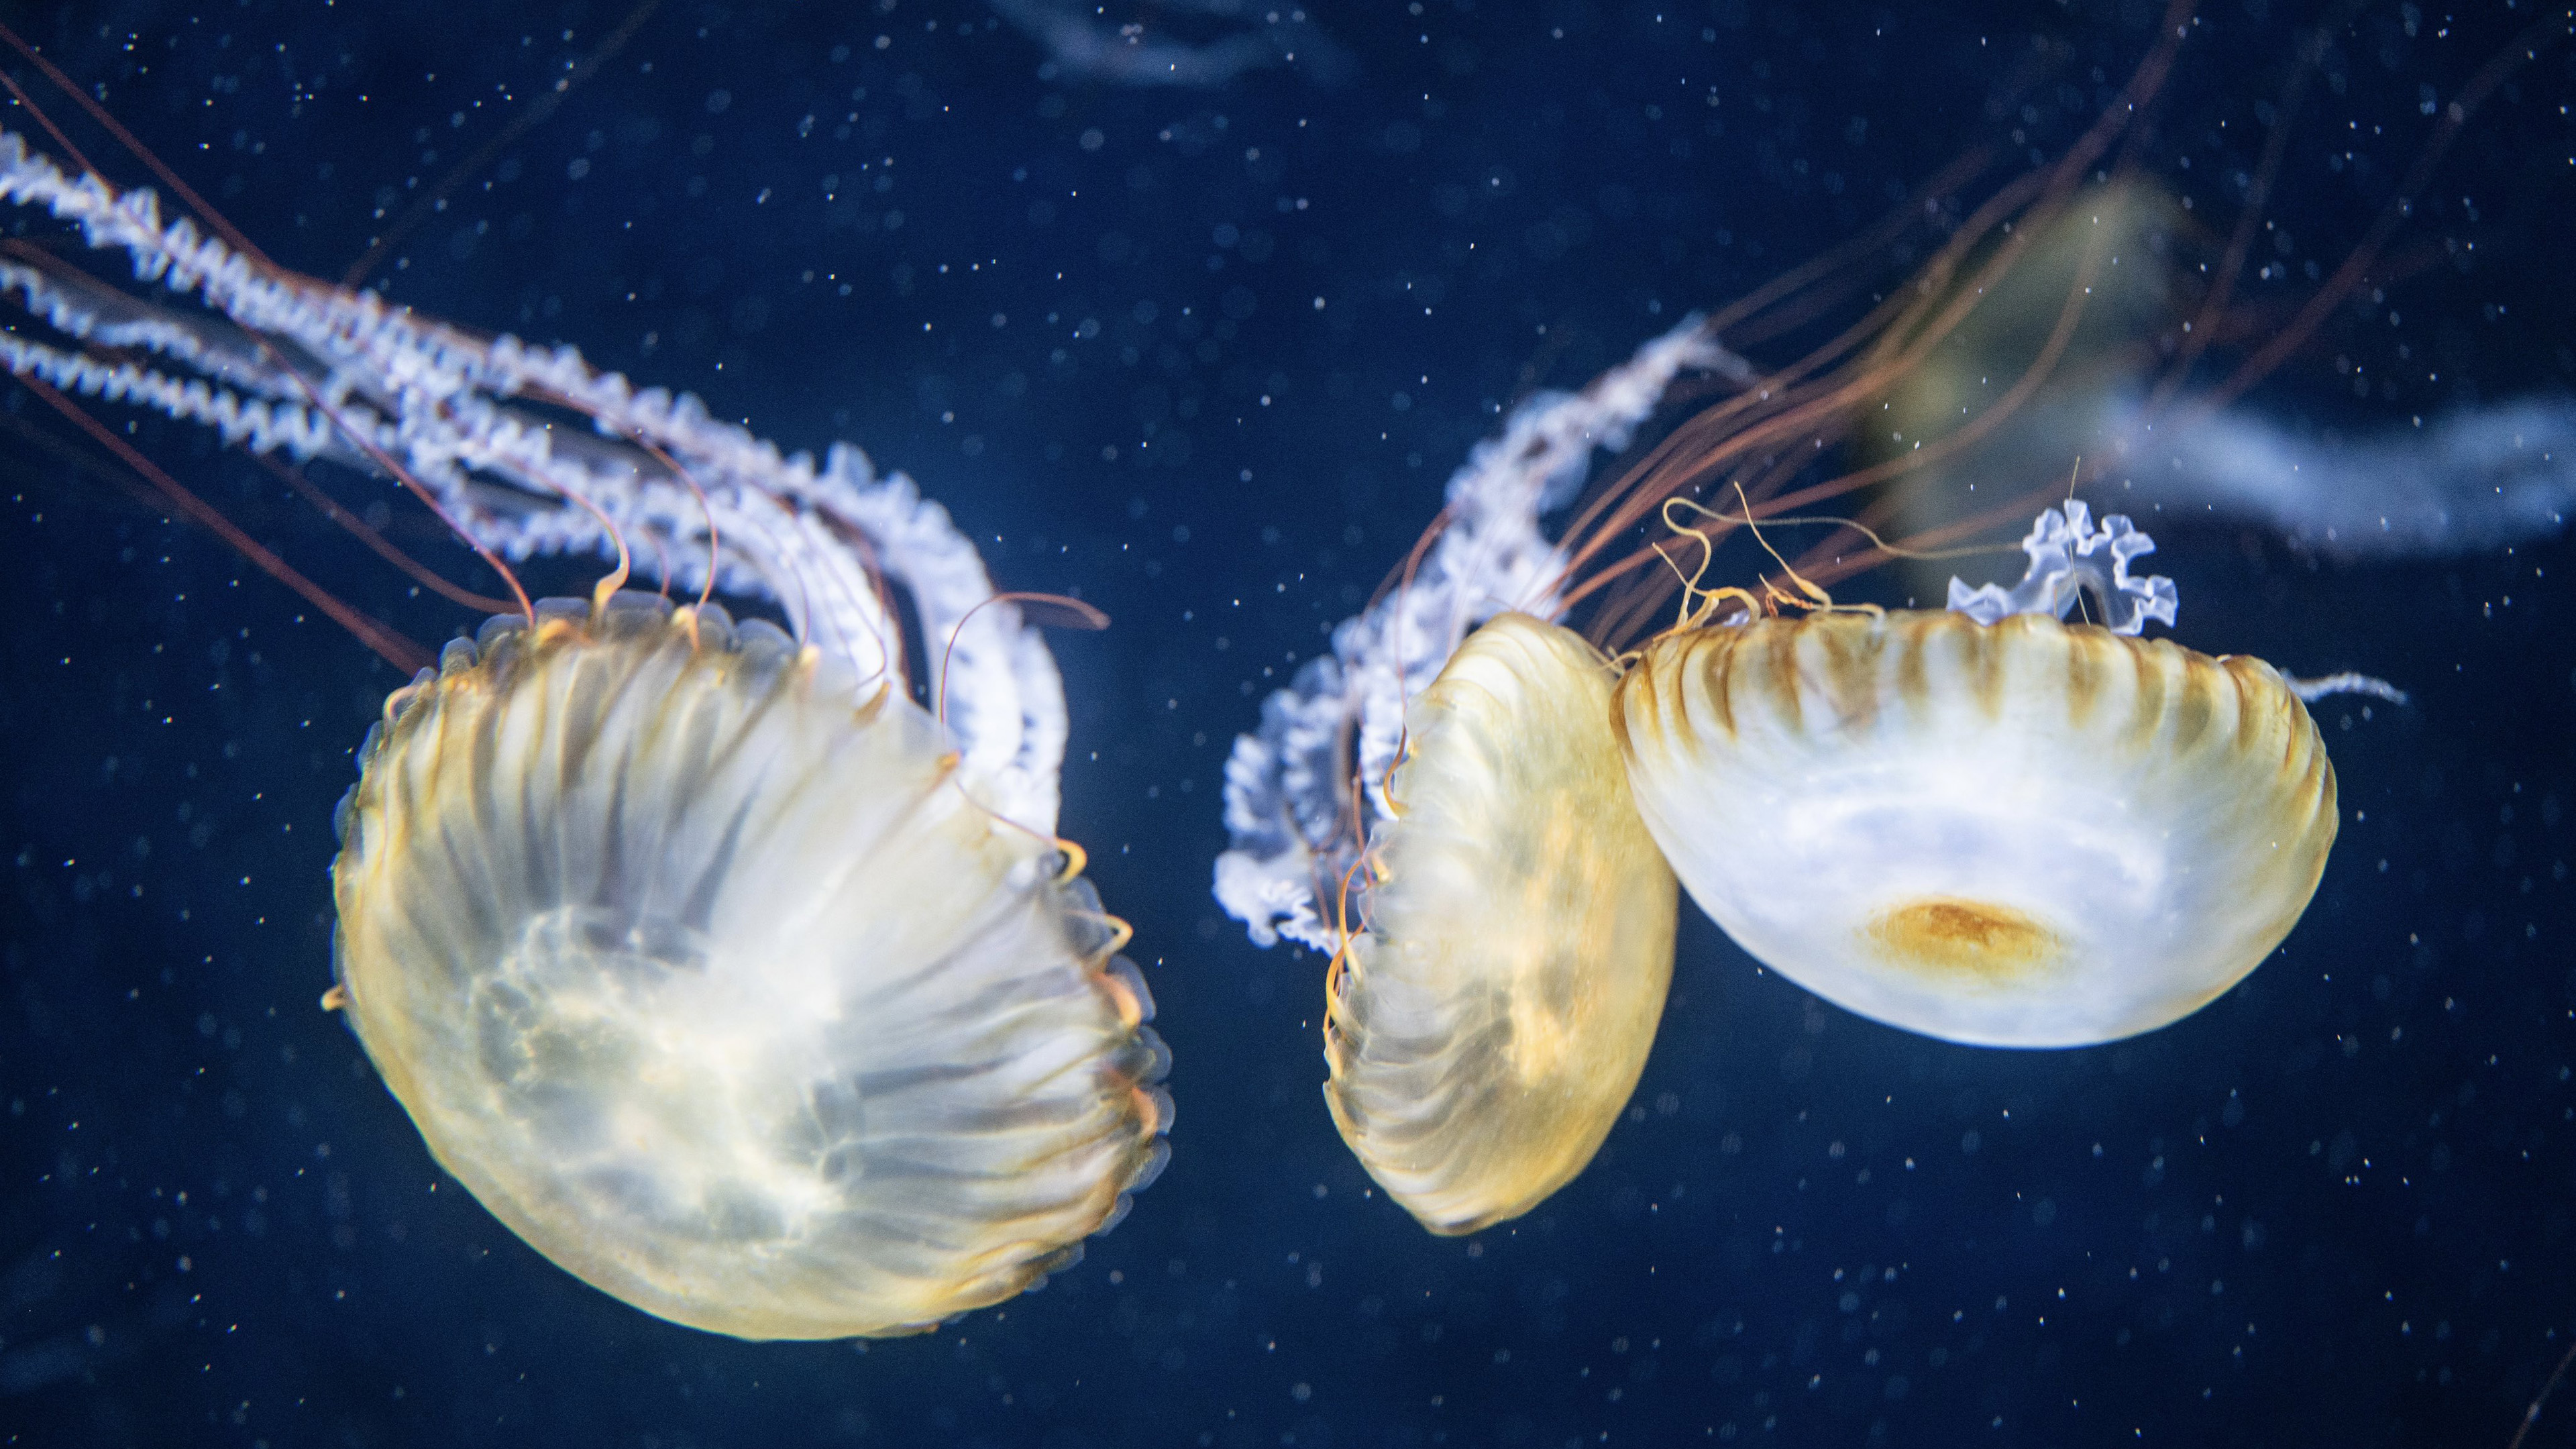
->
[[2100, 395, 2576, 558], [1216, 320, 1724, 1232], [1614, 501, 2334, 1048], [1840, 175, 2576, 568], [0, 95, 1171, 1338], [335, 590, 1168, 1338], [1319, 612, 1678, 1234], [987, 0, 1352, 88], [1212, 5, 2515, 1219]]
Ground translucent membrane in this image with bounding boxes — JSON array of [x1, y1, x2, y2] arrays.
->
[[1329, 614, 1676, 1233], [1615, 611, 2336, 1049], [330, 592, 1171, 1338]]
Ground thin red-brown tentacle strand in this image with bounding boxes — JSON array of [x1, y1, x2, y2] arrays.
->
[[21, 374, 431, 673]]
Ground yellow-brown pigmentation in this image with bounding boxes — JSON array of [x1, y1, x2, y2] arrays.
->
[[1328, 614, 1676, 1235], [1865, 898, 2065, 984], [1613, 608, 2339, 1048], [2062, 627, 2110, 727], [330, 591, 1171, 1338]]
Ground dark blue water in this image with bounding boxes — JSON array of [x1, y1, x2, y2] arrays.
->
[[3, 1, 2572, 1444]]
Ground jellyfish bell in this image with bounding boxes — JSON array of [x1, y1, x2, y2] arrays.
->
[[1216, 325, 1723, 1232], [1324, 612, 1675, 1234], [1612, 504, 2338, 1049], [334, 590, 1171, 1337], [0, 83, 1170, 1337]]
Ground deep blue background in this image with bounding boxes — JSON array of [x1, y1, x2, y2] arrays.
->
[[3, 1, 2574, 1444]]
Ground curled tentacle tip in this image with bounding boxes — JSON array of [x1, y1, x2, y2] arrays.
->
[[1052, 839, 1089, 883], [1097, 914, 1136, 957]]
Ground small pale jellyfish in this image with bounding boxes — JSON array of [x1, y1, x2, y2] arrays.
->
[[0, 74, 1169, 1338]]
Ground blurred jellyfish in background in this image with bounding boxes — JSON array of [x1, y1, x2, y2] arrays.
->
[[987, 0, 1352, 89], [2110, 396, 2574, 557], [0, 76, 1174, 1338], [1857, 177, 2575, 581], [1209, 0, 2555, 1228]]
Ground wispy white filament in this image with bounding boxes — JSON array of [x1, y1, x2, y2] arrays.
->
[[1214, 317, 1737, 950], [0, 127, 1065, 832]]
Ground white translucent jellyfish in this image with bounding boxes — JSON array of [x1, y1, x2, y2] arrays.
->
[[1219, 319, 1725, 1231], [1615, 504, 2339, 1048], [0, 115, 1170, 1336]]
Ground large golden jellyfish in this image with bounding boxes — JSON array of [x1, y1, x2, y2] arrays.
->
[[333, 590, 1169, 1339], [0, 82, 1170, 1337], [1212, 0, 2510, 1225]]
